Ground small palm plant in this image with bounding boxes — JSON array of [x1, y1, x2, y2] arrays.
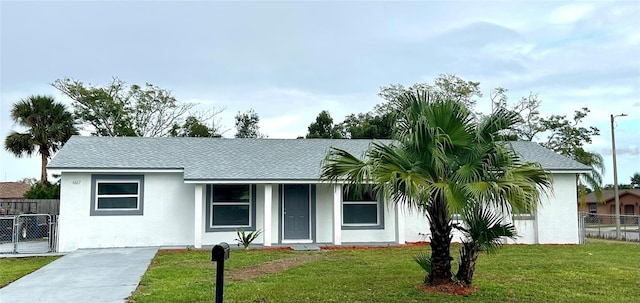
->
[[454, 204, 517, 285], [414, 252, 432, 284], [235, 228, 262, 250]]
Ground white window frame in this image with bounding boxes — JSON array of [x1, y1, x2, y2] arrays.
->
[[341, 188, 381, 228], [210, 184, 252, 229]]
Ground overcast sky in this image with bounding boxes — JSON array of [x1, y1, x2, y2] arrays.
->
[[1, 1, 638, 185]]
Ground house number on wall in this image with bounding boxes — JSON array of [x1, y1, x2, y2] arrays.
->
[[73, 180, 81, 184]]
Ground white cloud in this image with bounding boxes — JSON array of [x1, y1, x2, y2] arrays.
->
[[546, 3, 596, 24], [1, 1, 638, 185]]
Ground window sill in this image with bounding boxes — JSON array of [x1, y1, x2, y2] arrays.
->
[[512, 215, 536, 221], [206, 226, 255, 232], [90, 210, 143, 216], [341, 225, 384, 230]]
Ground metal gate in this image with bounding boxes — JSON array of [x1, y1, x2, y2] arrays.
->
[[0, 214, 56, 254]]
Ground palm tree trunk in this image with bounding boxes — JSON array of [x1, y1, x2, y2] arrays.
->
[[456, 243, 480, 285], [426, 194, 453, 285], [40, 152, 48, 185]]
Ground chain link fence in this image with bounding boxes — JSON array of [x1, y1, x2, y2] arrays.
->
[[0, 214, 57, 254], [580, 212, 640, 243]]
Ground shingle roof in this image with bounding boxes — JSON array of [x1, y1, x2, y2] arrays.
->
[[0, 182, 31, 199], [505, 141, 591, 171], [48, 136, 590, 181]]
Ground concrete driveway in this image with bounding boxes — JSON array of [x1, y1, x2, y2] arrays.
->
[[0, 247, 157, 303]]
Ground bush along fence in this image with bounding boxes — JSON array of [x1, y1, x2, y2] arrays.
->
[[580, 212, 640, 243]]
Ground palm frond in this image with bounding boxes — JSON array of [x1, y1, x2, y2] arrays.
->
[[4, 132, 35, 157], [456, 204, 517, 253]]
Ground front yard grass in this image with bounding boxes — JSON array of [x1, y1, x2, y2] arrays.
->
[[130, 240, 639, 303], [0, 256, 60, 288]]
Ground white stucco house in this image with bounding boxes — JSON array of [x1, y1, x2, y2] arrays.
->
[[48, 136, 590, 252]]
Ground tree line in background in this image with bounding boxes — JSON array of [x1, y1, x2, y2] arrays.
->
[[4, 74, 609, 199], [305, 74, 605, 201]]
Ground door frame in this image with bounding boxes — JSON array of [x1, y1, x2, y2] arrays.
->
[[279, 184, 316, 243]]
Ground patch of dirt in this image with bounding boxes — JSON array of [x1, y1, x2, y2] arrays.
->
[[414, 282, 478, 296], [321, 242, 430, 250], [226, 253, 325, 281], [257, 246, 293, 251]]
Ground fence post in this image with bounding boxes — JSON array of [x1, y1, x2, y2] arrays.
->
[[12, 216, 19, 254]]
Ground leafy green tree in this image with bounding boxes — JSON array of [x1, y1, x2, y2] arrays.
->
[[235, 109, 264, 138], [630, 173, 640, 189], [24, 182, 60, 199], [321, 92, 551, 286], [490, 89, 543, 141], [538, 108, 604, 203], [491, 92, 604, 204], [378, 74, 482, 109], [170, 116, 222, 138], [4, 95, 77, 185], [341, 74, 483, 139], [341, 112, 394, 139], [52, 78, 193, 137], [603, 184, 633, 190], [307, 110, 343, 139]]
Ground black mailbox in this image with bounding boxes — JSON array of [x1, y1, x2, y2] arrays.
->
[[212, 242, 230, 303], [212, 242, 230, 262]]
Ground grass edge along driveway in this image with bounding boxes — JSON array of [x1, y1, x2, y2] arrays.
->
[[0, 256, 60, 288]]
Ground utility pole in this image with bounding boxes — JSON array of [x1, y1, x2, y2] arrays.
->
[[610, 113, 627, 240]]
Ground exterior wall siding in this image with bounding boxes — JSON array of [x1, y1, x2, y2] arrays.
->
[[536, 173, 579, 244], [315, 184, 334, 243], [58, 172, 580, 252], [58, 172, 195, 252], [404, 173, 580, 245]]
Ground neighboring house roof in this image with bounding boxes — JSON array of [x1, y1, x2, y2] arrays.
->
[[583, 189, 640, 203], [48, 136, 590, 181], [0, 182, 31, 199]]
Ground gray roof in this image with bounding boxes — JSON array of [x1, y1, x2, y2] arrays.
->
[[505, 141, 590, 172], [48, 136, 590, 181]]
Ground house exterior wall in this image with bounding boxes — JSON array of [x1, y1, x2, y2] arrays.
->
[[315, 184, 334, 243], [58, 172, 195, 252], [199, 183, 398, 245], [535, 173, 579, 244], [404, 173, 580, 245], [588, 195, 640, 217], [58, 171, 580, 252]]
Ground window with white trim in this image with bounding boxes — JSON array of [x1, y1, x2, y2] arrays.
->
[[90, 175, 144, 216], [342, 186, 383, 229], [211, 185, 252, 228]]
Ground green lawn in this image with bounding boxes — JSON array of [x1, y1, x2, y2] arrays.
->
[[130, 240, 640, 303], [0, 256, 60, 288]]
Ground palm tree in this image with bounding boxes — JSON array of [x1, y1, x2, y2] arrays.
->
[[4, 95, 77, 185], [574, 148, 605, 209], [454, 204, 516, 285], [321, 91, 552, 286]]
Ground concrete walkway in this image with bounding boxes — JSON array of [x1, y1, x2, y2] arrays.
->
[[0, 247, 158, 303]]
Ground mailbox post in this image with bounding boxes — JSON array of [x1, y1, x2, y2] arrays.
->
[[212, 242, 230, 303]]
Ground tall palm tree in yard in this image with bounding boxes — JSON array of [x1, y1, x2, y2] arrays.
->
[[321, 91, 552, 286], [5, 95, 77, 185]]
